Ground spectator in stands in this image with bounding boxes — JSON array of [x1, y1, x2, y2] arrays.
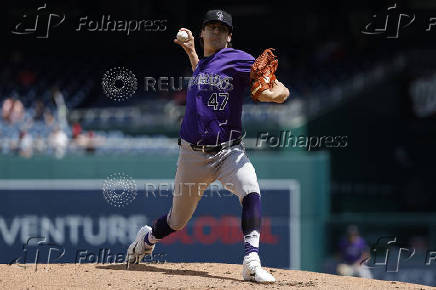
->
[[44, 110, 56, 129], [2, 98, 24, 124], [85, 131, 96, 154], [72, 122, 82, 140], [48, 126, 68, 159], [18, 130, 33, 158], [70, 122, 83, 152], [336, 225, 372, 278], [71, 128, 103, 154], [33, 134, 46, 154], [10, 99, 24, 124], [33, 100, 45, 121], [1, 97, 13, 122], [52, 88, 67, 129]]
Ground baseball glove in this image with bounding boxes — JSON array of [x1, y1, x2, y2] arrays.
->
[[250, 48, 278, 101]]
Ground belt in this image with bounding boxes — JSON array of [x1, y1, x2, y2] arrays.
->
[[178, 137, 242, 153]]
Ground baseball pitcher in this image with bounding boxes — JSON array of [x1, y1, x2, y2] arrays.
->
[[127, 9, 290, 283]]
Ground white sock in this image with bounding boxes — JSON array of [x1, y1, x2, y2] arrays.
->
[[244, 230, 260, 256]]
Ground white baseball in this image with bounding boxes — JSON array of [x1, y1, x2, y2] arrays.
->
[[176, 30, 189, 42]]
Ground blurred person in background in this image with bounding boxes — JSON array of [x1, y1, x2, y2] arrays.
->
[[32, 100, 45, 121], [1, 97, 13, 122], [2, 97, 24, 124], [18, 130, 33, 158], [336, 225, 373, 278], [72, 122, 82, 140], [72, 129, 103, 155], [70, 122, 84, 151], [33, 134, 46, 155], [85, 131, 96, 154], [9, 98, 24, 124], [44, 110, 56, 129], [52, 88, 68, 129], [48, 126, 68, 159]]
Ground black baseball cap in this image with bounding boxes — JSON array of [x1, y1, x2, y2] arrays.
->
[[202, 9, 233, 32]]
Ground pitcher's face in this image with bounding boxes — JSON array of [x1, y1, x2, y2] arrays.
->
[[201, 21, 232, 50]]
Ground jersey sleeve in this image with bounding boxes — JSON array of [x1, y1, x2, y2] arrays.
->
[[231, 56, 254, 88], [222, 50, 255, 89]]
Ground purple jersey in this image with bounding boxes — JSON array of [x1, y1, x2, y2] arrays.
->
[[180, 48, 255, 145], [339, 237, 368, 264]]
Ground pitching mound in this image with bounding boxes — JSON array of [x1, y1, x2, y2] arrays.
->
[[0, 263, 431, 289]]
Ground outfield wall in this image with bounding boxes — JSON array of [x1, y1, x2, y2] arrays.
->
[[0, 151, 330, 271]]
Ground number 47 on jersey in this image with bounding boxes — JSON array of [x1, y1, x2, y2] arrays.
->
[[207, 93, 229, 111]]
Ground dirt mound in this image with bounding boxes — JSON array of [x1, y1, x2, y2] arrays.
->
[[0, 263, 431, 289]]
